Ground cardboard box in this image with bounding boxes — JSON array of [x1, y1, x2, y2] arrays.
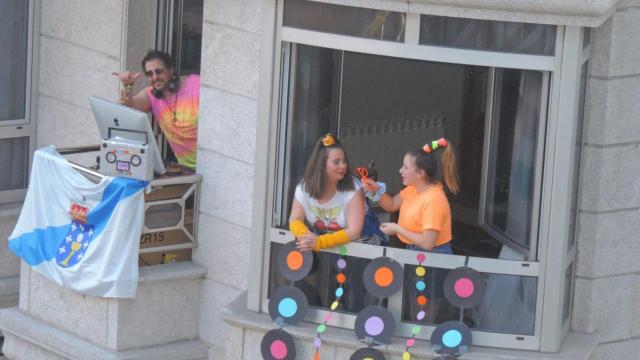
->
[[139, 229, 193, 266]]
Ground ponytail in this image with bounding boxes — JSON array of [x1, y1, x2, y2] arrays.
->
[[409, 138, 460, 195]]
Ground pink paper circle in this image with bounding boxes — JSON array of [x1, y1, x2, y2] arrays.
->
[[416, 253, 426, 263], [454, 278, 474, 298], [406, 338, 416, 347], [270, 339, 288, 359]]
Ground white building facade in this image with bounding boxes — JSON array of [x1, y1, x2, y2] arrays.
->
[[0, 0, 639, 359]]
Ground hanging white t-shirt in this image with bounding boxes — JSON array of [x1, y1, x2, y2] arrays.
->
[[294, 178, 360, 233]]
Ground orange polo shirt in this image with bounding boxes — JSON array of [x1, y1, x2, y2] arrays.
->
[[397, 183, 452, 247]]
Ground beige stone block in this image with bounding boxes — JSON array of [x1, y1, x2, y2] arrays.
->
[[39, 37, 120, 110], [242, 329, 265, 360], [224, 325, 245, 360], [193, 213, 251, 290], [198, 279, 243, 350], [571, 274, 633, 342], [583, 77, 640, 145], [41, 0, 123, 58], [28, 270, 110, 346], [575, 209, 640, 278], [591, 337, 640, 360], [634, 273, 640, 337], [36, 96, 102, 149], [578, 144, 640, 212], [200, 22, 260, 99], [205, 0, 263, 34], [589, 9, 640, 77], [197, 150, 255, 228], [0, 216, 20, 279], [198, 86, 258, 164]]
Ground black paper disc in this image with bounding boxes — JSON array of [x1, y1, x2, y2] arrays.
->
[[363, 257, 403, 298], [261, 328, 296, 360], [354, 306, 396, 345], [268, 286, 308, 325], [277, 241, 313, 281], [430, 321, 472, 355], [349, 347, 386, 360], [442, 267, 486, 309]]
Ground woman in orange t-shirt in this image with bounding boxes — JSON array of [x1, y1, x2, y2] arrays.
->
[[363, 138, 459, 253]]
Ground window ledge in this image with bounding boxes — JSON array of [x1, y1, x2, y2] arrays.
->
[[222, 292, 597, 359]]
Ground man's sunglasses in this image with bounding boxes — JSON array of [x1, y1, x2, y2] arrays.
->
[[144, 68, 165, 77]]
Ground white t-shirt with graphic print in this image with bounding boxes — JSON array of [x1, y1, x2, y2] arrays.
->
[[294, 178, 360, 233]]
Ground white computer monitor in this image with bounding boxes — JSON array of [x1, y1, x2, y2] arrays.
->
[[90, 96, 166, 175]]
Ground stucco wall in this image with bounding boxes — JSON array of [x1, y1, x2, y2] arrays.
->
[[572, 1, 640, 358], [193, 0, 263, 358]]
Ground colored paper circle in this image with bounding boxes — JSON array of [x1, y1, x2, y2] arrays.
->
[[416, 295, 427, 306], [339, 246, 348, 256], [354, 306, 396, 345], [416, 253, 426, 263], [415, 266, 426, 277], [430, 321, 471, 356], [268, 286, 308, 325], [443, 267, 486, 309], [278, 298, 297, 318], [402, 351, 411, 360], [442, 330, 462, 348], [331, 300, 339, 310], [416, 310, 425, 321], [374, 267, 393, 287], [271, 340, 288, 359], [364, 316, 384, 336], [313, 336, 322, 348], [335, 287, 344, 298], [277, 241, 313, 281], [261, 329, 296, 360], [454, 278, 474, 298], [286, 251, 303, 271], [349, 348, 386, 360], [337, 258, 347, 269], [411, 325, 421, 335], [336, 273, 346, 283], [317, 324, 326, 333], [363, 257, 404, 298], [416, 281, 426, 291], [406, 338, 416, 348]]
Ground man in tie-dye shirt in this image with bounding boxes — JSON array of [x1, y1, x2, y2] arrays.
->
[[113, 50, 199, 170]]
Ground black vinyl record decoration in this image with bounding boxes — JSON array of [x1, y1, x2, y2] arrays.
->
[[430, 320, 472, 356], [442, 267, 486, 309], [349, 347, 386, 360], [354, 305, 397, 345], [268, 285, 309, 325], [362, 257, 404, 298], [261, 328, 296, 360], [277, 241, 313, 281]]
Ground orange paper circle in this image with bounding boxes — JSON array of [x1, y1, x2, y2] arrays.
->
[[286, 251, 303, 271], [336, 273, 346, 283], [374, 267, 393, 288], [416, 295, 428, 306]]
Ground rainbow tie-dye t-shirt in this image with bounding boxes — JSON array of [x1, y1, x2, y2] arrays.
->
[[147, 74, 199, 169]]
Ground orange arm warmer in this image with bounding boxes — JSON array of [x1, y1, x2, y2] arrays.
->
[[289, 219, 310, 238], [314, 229, 350, 251]]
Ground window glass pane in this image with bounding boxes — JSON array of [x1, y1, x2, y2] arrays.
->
[[483, 69, 543, 253], [402, 264, 537, 335], [568, 63, 588, 252], [0, 137, 29, 191], [268, 242, 379, 313], [172, 0, 203, 75], [283, 0, 405, 42], [0, 0, 29, 121], [420, 15, 556, 56]]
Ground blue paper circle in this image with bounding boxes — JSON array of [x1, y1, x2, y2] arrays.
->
[[442, 329, 462, 348], [416, 280, 426, 291], [278, 298, 298, 318], [335, 288, 344, 298]]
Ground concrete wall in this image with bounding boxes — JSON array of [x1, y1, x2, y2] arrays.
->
[[192, 0, 263, 358], [572, 1, 640, 358]]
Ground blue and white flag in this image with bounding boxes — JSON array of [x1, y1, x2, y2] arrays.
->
[[8, 146, 147, 298]]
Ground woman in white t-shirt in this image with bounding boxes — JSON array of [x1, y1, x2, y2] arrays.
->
[[289, 133, 365, 251]]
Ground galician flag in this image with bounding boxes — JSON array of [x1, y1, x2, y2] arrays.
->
[[8, 146, 147, 298]]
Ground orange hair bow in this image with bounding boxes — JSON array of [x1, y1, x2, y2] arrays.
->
[[322, 134, 336, 147]]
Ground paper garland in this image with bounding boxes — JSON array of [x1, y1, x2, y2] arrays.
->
[[402, 252, 428, 360]]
